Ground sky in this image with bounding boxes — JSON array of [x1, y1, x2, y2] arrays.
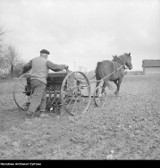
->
[[0, 0, 160, 71]]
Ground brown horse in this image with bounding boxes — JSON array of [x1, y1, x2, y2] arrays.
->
[[95, 53, 133, 95]]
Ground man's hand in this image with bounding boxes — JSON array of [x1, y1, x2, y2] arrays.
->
[[64, 65, 72, 74]]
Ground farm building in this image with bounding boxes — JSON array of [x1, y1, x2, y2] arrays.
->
[[142, 60, 160, 75]]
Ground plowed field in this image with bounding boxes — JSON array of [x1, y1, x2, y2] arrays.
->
[[0, 75, 160, 160]]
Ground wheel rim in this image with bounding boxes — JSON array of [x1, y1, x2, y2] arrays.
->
[[13, 73, 32, 111], [93, 85, 107, 107], [61, 71, 91, 116]]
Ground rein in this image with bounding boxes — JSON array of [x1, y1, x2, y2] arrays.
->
[[66, 56, 128, 85], [89, 56, 128, 83], [90, 65, 124, 83]]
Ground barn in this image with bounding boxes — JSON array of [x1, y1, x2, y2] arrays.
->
[[142, 60, 160, 75]]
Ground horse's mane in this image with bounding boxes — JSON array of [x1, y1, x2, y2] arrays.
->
[[112, 53, 130, 61]]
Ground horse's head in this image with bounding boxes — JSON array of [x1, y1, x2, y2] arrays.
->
[[125, 53, 133, 70]]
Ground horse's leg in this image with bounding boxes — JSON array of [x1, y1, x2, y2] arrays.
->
[[113, 80, 118, 94], [114, 78, 123, 95], [113, 80, 118, 87], [102, 80, 107, 94], [96, 81, 101, 95]]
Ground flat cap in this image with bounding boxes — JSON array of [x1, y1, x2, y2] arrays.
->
[[40, 49, 50, 54]]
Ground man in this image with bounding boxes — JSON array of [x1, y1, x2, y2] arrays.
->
[[21, 49, 68, 118]]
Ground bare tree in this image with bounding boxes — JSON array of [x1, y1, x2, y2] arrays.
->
[[5, 45, 20, 77], [0, 26, 6, 76], [0, 26, 5, 42], [0, 26, 5, 53], [0, 26, 24, 78], [1, 44, 23, 77]]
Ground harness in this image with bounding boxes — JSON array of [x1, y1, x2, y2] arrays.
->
[[112, 55, 127, 69]]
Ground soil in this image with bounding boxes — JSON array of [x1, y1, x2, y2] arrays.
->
[[0, 75, 160, 160]]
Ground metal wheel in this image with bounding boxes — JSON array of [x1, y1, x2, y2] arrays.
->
[[93, 85, 107, 107], [13, 73, 32, 111], [61, 71, 91, 116]]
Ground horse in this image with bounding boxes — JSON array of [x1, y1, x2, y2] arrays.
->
[[95, 53, 133, 95]]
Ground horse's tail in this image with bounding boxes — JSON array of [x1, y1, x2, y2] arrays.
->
[[95, 62, 102, 79], [95, 61, 113, 90]]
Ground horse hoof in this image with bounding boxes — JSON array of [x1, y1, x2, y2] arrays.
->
[[114, 92, 119, 96]]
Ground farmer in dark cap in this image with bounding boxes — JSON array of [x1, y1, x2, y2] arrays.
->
[[40, 49, 50, 55], [21, 49, 68, 118]]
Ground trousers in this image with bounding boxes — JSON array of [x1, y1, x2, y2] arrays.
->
[[28, 79, 46, 113]]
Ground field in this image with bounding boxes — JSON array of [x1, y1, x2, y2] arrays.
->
[[0, 75, 160, 160]]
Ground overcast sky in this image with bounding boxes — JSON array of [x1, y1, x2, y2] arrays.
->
[[0, 0, 160, 71]]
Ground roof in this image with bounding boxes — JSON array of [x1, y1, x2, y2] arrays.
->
[[142, 60, 160, 67]]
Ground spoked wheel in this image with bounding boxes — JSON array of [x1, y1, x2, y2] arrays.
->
[[61, 71, 91, 116], [13, 73, 32, 111], [46, 85, 61, 114], [93, 85, 107, 107]]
